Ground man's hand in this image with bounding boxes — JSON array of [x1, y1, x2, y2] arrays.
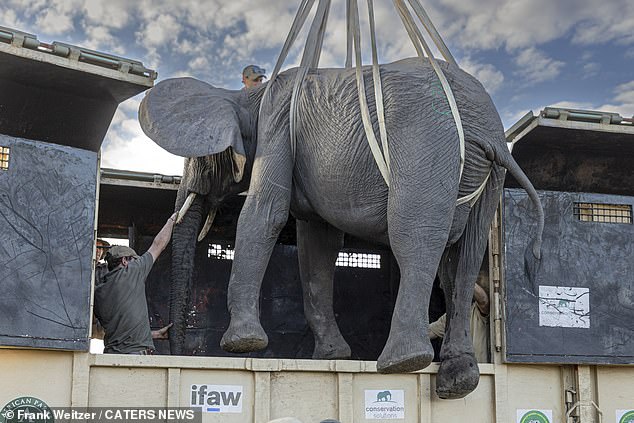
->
[[151, 322, 173, 340]]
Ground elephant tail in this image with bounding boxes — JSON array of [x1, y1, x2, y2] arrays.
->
[[494, 146, 544, 292]]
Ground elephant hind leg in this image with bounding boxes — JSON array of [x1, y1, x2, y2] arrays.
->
[[435, 165, 504, 399], [297, 219, 351, 360], [377, 170, 457, 373]]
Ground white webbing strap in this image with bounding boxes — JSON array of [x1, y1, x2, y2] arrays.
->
[[407, 0, 457, 67], [349, 0, 391, 184], [345, 0, 353, 68], [263, 0, 488, 206], [258, 0, 314, 121], [290, 0, 331, 159], [394, 0, 465, 179], [456, 170, 491, 206], [368, 0, 390, 173]]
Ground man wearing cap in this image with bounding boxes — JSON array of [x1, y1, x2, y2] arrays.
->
[[94, 213, 177, 354], [242, 64, 266, 88]]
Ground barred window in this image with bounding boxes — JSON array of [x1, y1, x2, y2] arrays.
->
[[208, 243, 235, 260], [335, 252, 381, 269], [574, 202, 632, 224], [0, 146, 9, 170]]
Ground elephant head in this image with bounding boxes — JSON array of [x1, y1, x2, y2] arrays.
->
[[139, 77, 263, 353]]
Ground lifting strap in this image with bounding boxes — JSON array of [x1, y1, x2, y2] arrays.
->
[[392, 0, 465, 179], [261, 0, 490, 206], [349, 0, 391, 183]]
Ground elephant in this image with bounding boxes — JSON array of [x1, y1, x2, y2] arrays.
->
[[139, 57, 544, 399], [376, 391, 392, 402]]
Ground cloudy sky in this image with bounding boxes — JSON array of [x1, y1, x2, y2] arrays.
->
[[1, 0, 633, 175]]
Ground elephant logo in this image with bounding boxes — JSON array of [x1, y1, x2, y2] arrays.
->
[[376, 391, 392, 402]]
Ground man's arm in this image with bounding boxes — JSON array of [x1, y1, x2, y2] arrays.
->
[[428, 313, 447, 340], [473, 283, 490, 316], [152, 323, 173, 340], [148, 212, 178, 262]]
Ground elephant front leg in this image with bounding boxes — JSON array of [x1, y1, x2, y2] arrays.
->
[[220, 190, 292, 352], [297, 219, 351, 360], [220, 126, 293, 353]]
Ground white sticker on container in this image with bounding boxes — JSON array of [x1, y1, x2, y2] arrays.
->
[[364, 390, 405, 420], [517, 409, 552, 423], [617, 409, 634, 423], [190, 384, 243, 413], [538, 286, 590, 328]]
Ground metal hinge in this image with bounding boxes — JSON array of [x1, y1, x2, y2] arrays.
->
[[490, 207, 504, 352]]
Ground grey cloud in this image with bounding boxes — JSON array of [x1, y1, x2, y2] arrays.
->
[[459, 57, 505, 93], [514, 48, 565, 84], [0, 8, 23, 29], [35, 8, 75, 34], [82, 0, 129, 29], [581, 62, 601, 79], [424, 0, 634, 52]]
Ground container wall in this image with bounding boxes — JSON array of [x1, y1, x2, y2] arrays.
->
[[0, 135, 97, 351], [503, 188, 634, 364], [2, 350, 632, 422]]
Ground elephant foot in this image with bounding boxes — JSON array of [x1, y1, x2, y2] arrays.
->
[[220, 318, 268, 353], [313, 336, 352, 360], [376, 336, 433, 374], [435, 354, 479, 399]]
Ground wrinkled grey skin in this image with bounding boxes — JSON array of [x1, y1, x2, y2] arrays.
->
[[139, 57, 543, 399]]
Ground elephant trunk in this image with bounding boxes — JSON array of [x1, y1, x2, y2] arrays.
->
[[169, 191, 205, 355]]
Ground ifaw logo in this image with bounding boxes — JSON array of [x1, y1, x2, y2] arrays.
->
[[190, 384, 243, 414]]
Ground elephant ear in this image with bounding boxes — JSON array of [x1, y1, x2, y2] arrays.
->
[[139, 77, 247, 182]]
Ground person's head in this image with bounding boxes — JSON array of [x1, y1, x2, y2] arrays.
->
[[105, 246, 139, 271], [96, 239, 110, 262], [242, 65, 266, 88]]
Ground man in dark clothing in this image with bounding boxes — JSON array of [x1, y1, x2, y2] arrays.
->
[[94, 213, 176, 354]]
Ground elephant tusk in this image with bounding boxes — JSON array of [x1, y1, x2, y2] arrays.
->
[[176, 193, 196, 224], [197, 209, 217, 242]]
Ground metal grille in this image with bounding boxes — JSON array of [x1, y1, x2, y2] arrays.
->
[[0, 146, 9, 170], [207, 243, 235, 260], [206, 244, 381, 269], [335, 252, 381, 269], [574, 202, 632, 224]]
